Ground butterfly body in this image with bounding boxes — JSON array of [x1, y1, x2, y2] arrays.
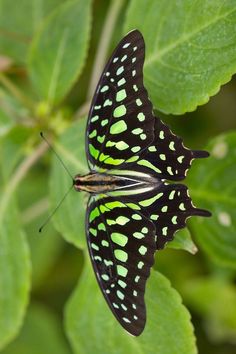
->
[[73, 171, 160, 194], [76, 29, 211, 336]]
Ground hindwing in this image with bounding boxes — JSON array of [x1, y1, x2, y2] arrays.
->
[[86, 185, 210, 335], [86, 194, 156, 336], [114, 183, 211, 249]]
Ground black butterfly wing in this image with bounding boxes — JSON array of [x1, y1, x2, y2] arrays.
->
[[125, 183, 211, 249], [86, 194, 156, 336], [86, 184, 210, 336], [86, 30, 155, 171], [84, 29, 211, 337], [119, 117, 209, 180]]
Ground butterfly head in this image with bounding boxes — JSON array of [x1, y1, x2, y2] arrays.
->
[[73, 174, 83, 192]]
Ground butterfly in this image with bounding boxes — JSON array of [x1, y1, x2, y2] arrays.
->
[[73, 30, 211, 336]]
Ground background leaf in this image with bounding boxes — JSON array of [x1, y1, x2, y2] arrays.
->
[[0, 199, 31, 350], [0, 0, 65, 63], [0, 1, 236, 352], [124, 0, 236, 114], [188, 131, 236, 268], [167, 228, 198, 255], [65, 261, 197, 354], [0, 126, 31, 180], [2, 303, 71, 354], [29, 0, 91, 105], [0, 88, 29, 139], [0, 91, 15, 137], [50, 118, 88, 249], [182, 277, 236, 344], [18, 168, 64, 289]]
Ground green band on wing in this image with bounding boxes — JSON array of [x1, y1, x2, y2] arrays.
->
[[137, 159, 162, 174], [139, 193, 163, 207]]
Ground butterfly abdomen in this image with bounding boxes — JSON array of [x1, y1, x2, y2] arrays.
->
[[73, 172, 153, 194]]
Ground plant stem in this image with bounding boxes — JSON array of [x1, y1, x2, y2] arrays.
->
[[22, 197, 49, 224], [74, 100, 91, 119], [86, 0, 125, 100], [0, 142, 48, 221], [0, 72, 35, 111]]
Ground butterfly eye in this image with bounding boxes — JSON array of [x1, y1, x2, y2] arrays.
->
[[73, 174, 83, 191]]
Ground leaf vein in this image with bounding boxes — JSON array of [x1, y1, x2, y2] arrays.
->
[[145, 6, 236, 67]]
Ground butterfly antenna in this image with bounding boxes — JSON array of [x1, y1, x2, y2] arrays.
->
[[39, 182, 74, 233], [40, 132, 74, 180]]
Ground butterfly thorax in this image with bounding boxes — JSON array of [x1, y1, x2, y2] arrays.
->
[[73, 172, 159, 194]]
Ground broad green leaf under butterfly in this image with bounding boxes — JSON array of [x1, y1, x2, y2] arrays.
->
[[188, 131, 236, 268], [73, 30, 210, 335], [29, 0, 91, 105], [124, 0, 236, 114], [65, 263, 197, 354]]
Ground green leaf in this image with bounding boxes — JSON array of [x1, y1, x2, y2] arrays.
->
[[17, 169, 64, 289], [0, 125, 31, 180], [124, 0, 236, 114], [0, 198, 30, 350], [50, 118, 88, 249], [188, 131, 236, 268], [182, 277, 236, 343], [65, 260, 197, 354], [0, 0, 65, 63], [0, 108, 13, 138], [0, 88, 29, 138], [167, 228, 198, 255], [29, 0, 91, 105], [0, 89, 15, 137], [29, 220, 64, 289], [2, 303, 71, 354]]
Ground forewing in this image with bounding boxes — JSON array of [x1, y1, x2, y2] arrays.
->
[[119, 117, 209, 180], [86, 30, 155, 171], [86, 194, 156, 336]]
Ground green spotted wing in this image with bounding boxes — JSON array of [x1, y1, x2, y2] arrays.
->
[[123, 183, 210, 249], [87, 194, 156, 336], [119, 117, 209, 181], [86, 29, 208, 180], [84, 29, 211, 336], [86, 30, 155, 171], [87, 184, 210, 336]]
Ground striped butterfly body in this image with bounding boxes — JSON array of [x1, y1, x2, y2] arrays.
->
[[74, 30, 211, 336]]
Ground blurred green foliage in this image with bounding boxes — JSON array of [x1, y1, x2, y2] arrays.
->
[[0, 0, 236, 353]]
